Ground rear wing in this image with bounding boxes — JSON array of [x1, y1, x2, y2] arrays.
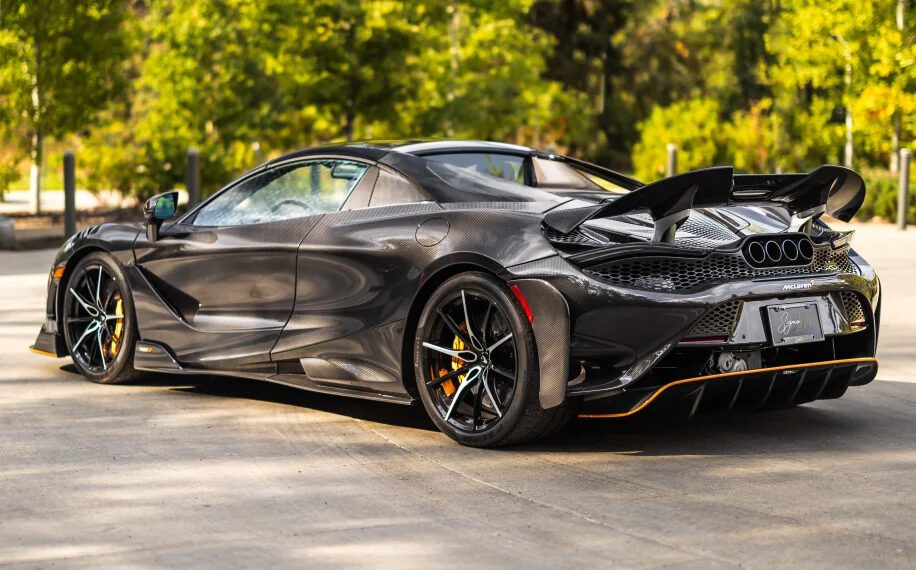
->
[[543, 165, 865, 242]]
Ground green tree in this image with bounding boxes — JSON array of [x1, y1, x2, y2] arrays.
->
[[0, 0, 132, 211], [271, 0, 428, 142], [84, 0, 294, 197], [401, 1, 586, 146], [765, 0, 878, 169], [631, 97, 725, 181]]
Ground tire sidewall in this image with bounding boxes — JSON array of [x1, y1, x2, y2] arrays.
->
[[62, 252, 138, 384], [414, 272, 537, 447]]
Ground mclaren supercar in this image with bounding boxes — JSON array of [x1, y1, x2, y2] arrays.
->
[[32, 140, 879, 447]]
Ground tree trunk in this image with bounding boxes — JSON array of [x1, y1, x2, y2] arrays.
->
[[343, 110, 355, 142], [30, 36, 43, 214], [891, 0, 905, 172], [842, 43, 853, 169], [29, 128, 43, 215], [844, 109, 853, 169]]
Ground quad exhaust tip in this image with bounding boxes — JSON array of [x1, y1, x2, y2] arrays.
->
[[743, 235, 814, 268]]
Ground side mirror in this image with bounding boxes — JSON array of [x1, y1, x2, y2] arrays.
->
[[144, 191, 178, 241]]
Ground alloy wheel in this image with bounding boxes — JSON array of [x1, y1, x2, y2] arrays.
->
[[421, 289, 518, 431], [65, 264, 126, 374]]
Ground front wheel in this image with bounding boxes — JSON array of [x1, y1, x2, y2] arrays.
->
[[413, 272, 575, 447], [62, 252, 143, 384]]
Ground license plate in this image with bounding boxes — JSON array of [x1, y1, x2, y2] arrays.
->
[[766, 303, 824, 346]]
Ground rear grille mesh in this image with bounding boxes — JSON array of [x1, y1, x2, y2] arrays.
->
[[543, 226, 599, 245], [687, 300, 742, 337], [584, 245, 857, 292], [840, 291, 866, 325]]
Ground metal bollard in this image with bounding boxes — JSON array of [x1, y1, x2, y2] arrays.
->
[[666, 143, 678, 177], [187, 148, 200, 208], [899, 149, 911, 230], [63, 151, 77, 238], [0, 216, 14, 250]]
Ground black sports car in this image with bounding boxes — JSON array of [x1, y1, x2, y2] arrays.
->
[[32, 140, 880, 447]]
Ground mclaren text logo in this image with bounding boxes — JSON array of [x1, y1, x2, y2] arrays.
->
[[782, 282, 814, 291]]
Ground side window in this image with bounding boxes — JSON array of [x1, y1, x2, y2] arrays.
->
[[368, 168, 428, 208], [425, 153, 525, 184], [532, 156, 627, 193], [192, 159, 369, 226]]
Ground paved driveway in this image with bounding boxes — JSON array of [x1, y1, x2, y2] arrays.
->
[[1, 224, 914, 568]]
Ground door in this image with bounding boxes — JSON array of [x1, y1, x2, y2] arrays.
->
[[132, 158, 372, 370]]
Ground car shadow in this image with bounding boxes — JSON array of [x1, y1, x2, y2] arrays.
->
[[59, 363, 436, 431], [57, 363, 912, 454]]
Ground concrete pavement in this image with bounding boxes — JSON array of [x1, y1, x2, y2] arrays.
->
[[1, 224, 914, 569]]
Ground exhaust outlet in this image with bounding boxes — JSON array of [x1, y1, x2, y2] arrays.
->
[[781, 239, 799, 261], [747, 241, 766, 265], [764, 241, 783, 264], [797, 238, 814, 262], [742, 233, 817, 268]]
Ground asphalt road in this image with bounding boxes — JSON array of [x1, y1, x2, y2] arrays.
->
[[1, 224, 914, 569]]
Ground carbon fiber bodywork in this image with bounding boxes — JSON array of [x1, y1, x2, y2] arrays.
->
[[33, 141, 880, 421]]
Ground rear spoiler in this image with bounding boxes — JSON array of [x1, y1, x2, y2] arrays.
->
[[543, 165, 865, 242]]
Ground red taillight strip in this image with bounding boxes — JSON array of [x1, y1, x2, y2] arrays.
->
[[508, 283, 534, 324]]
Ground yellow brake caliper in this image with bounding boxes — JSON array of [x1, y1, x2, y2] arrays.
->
[[109, 296, 124, 357], [437, 326, 468, 397]]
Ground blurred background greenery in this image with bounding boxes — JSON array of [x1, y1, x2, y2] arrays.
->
[[0, 0, 913, 220]]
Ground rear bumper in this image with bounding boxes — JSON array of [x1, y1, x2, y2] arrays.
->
[[579, 357, 878, 418], [508, 250, 879, 403]]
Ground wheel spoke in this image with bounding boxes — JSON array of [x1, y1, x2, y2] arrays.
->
[[461, 290, 483, 351], [422, 342, 477, 363], [438, 309, 471, 346], [480, 301, 493, 346], [96, 329, 107, 370], [481, 369, 502, 418], [444, 366, 481, 422], [95, 266, 103, 306], [71, 320, 100, 353], [101, 283, 116, 314], [490, 364, 515, 381], [427, 365, 470, 388], [69, 288, 98, 316], [487, 333, 513, 353], [472, 378, 485, 430], [66, 316, 94, 324]]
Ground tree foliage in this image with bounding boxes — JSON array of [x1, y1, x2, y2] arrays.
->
[[0, 0, 913, 205], [0, 0, 133, 205]]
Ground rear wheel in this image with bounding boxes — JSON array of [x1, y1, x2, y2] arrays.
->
[[414, 272, 574, 447], [62, 252, 142, 384]]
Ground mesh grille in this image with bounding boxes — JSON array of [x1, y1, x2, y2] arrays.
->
[[543, 226, 599, 245], [584, 245, 857, 292], [675, 216, 739, 248], [687, 300, 742, 337], [840, 291, 866, 324]]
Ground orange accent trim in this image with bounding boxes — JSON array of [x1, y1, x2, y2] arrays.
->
[[29, 347, 59, 358], [578, 357, 878, 419], [52, 264, 66, 280]]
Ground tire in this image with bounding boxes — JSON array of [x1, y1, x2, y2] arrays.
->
[[62, 252, 143, 385], [413, 271, 575, 447]]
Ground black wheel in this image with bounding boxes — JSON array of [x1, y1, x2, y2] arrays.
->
[[62, 252, 143, 384], [414, 272, 574, 447]]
